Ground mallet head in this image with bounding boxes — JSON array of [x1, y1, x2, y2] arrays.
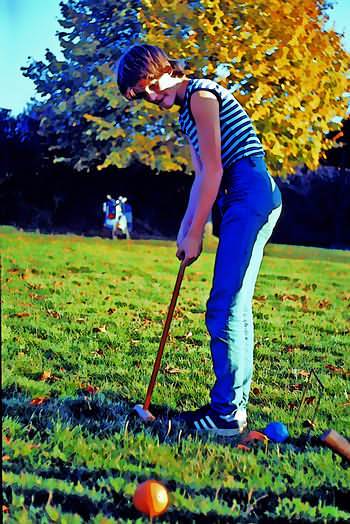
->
[[134, 404, 156, 422]]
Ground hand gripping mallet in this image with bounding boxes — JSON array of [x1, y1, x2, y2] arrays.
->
[[134, 261, 186, 422]]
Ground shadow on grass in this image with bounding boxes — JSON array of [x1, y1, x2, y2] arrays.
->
[[3, 388, 350, 522], [3, 387, 220, 445], [2, 386, 342, 450]]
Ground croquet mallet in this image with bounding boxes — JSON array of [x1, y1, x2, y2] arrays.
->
[[134, 261, 186, 422]]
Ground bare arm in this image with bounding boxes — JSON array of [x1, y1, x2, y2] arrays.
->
[[178, 142, 202, 238], [176, 90, 223, 265]]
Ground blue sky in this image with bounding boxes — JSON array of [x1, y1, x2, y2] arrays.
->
[[1, 0, 350, 115]]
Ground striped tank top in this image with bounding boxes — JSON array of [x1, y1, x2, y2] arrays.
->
[[178, 78, 264, 168]]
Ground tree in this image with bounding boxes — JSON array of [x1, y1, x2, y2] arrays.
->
[[23, 0, 350, 176]]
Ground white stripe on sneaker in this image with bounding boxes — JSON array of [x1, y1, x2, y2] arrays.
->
[[205, 416, 217, 429], [199, 418, 211, 431]]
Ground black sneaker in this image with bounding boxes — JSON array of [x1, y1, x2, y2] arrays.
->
[[178, 404, 247, 437]]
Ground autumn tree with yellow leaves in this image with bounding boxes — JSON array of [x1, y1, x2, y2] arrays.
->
[[24, 0, 349, 176]]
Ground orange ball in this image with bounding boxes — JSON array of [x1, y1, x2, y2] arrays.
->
[[133, 479, 169, 517]]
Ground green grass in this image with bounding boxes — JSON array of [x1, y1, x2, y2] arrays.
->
[[1, 225, 349, 523]]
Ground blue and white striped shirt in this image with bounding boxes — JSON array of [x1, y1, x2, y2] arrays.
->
[[178, 78, 264, 168]]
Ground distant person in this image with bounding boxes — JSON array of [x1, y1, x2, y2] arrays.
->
[[119, 195, 133, 236], [115, 196, 130, 239], [102, 194, 118, 238], [103, 194, 117, 219]]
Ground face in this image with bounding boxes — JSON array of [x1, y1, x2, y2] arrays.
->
[[126, 73, 180, 110]]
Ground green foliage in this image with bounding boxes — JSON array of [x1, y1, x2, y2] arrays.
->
[[1, 227, 350, 521], [23, 1, 350, 176], [23, 0, 145, 172]]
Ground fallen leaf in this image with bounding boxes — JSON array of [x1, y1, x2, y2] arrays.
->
[[297, 370, 310, 377], [252, 387, 261, 395], [8, 268, 20, 274], [4, 436, 11, 444], [305, 396, 316, 405], [318, 299, 331, 309], [12, 312, 30, 318], [254, 295, 267, 302], [76, 318, 87, 323], [29, 293, 44, 301], [285, 345, 297, 353], [325, 364, 349, 376], [39, 370, 52, 381], [93, 325, 107, 333], [81, 384, 99, 394], [2, 505, 9, 513], [39, 370, 59, 383], [290, 383, 303, 391], [241, 431, 268, 444], [25, 281, 43, 290], [236, 444, 251, 452], [47, 309, 61, 319], [93, 349, 104, 357], [288, 401, 298, 410], [2, 455, 11, 461], [275, 293, 299, 302], [31, 396, 49, 405], [163, 364, 185, 374]]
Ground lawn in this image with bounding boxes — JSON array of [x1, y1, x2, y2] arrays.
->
[[1, 226, 350, 523]]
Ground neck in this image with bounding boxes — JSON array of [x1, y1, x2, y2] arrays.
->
[[174, 78, 189, 107]]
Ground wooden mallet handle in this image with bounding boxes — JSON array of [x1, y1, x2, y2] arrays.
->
[[143, 261, 186, 411], [320, 429, 350, 461]]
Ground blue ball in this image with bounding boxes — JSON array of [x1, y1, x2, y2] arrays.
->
[[264, 422, 289, 443]]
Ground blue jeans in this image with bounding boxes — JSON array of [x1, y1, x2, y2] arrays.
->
[[206, 156, 282, 415]]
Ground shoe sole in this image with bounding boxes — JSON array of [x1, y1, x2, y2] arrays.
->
[[196, 421, 247, 437]]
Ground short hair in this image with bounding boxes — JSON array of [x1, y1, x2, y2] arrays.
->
[[115, 44, 186, 98]]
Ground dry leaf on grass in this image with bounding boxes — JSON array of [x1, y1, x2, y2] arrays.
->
[[80, 384, 99, 394], [275, 293, 299, 302], [46, 309, 61, 319], [93, 325, 107, 333], [305, 396, 316, 405], [163, 364, 185, 374], [254, 295, 267, 302], [12, 312, 30, 318], [290, 383, 303, 391], [325, 364, 350, 376], [31, 396, 49, 405], [297, 370, 310, 377], [29, 293, 44, 301], [318, 299, 332, 309], [39, 370, 59, 382]]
